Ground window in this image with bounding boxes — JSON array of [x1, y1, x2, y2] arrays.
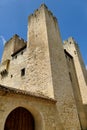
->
[[1, 70, 8, 77], [11, 75, 13, 78], [21, 68, 25, 76], [69, 72, 72, 82]]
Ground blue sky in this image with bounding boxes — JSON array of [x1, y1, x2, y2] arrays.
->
[[0, 0, 87, 68]]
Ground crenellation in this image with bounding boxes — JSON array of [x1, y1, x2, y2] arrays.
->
[[53, 16, 57, 22], [40, 3, 48, 9]]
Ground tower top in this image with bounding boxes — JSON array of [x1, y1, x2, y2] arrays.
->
[[40, 3, 48, 9], [28, 4, 57, 22], [63, 37, 79, 47]]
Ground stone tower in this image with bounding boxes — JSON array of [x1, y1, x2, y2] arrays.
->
[[64, 37, 87, 104], [27, 4, 81, 129], [63, 38, 87, 130], [0, 4, 87, 130]]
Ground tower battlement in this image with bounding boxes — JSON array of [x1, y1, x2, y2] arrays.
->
[[28, 4, 57, 26], [1, 34, 26, 63]]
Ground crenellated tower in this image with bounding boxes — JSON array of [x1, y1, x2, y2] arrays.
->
[[0, 4, 86, 130], [26, 4, 81, 129]]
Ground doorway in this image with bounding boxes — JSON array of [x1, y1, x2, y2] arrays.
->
[[4, 107, 35, 130]]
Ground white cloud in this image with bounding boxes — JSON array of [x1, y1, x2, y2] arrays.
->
[[0, 35, 6, 45], [86, 65, 87, 70]]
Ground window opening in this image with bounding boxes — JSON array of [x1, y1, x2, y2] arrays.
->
[[69, 72, 72, 82], [21, 68, 25, 76]]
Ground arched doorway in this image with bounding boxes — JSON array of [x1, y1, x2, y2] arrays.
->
[[4, 107, 35, 130]]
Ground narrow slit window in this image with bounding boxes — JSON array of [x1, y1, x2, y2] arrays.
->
[[69, 72, 72, 82], [21, 68, 25, 76]]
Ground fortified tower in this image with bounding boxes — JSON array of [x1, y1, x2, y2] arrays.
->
[[1, 34, 26, 63], [27, 4, 81, 129], [0, 4, 86, 130], [64, 38, 87, 130], [64, 37, 87, 104]]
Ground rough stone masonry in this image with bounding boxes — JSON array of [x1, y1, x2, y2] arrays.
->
[[0, 4, 87, 130]]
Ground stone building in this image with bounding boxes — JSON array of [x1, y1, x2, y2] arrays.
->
[[0, 4, 87, 130]]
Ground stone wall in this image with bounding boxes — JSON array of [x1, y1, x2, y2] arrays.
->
[[64, 50, 87, 129], [1, 34, 26, 63], [43, 5, 81, 130], [0, 4, 84, 130], [0, 88, 63, 130], [64, 37, 87, 104]]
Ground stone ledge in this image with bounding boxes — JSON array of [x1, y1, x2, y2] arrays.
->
[[0, 84, 56, 103]]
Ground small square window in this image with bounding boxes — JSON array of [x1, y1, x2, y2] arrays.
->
[[21, 68, 25, 76], [11, 75, 13, 78]]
